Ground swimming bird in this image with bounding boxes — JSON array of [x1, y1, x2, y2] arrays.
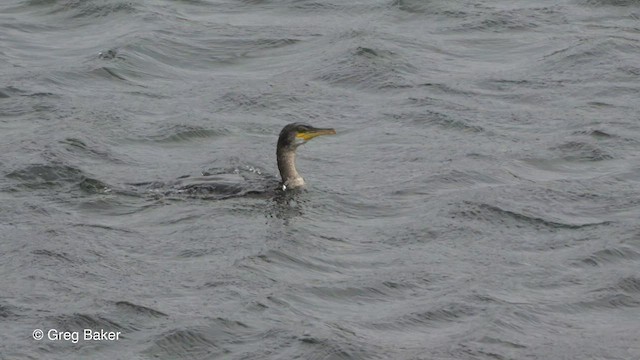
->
[[130, 123, 336, 198], [277, 123, 336, 190]]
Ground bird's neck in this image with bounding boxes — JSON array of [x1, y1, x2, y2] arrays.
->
[[277, 149, 305, 188]]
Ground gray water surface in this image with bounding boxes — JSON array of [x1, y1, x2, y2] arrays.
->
[[2, 0, 640, 359]]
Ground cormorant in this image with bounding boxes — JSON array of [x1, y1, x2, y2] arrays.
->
[[131, 123, 336, 198], [277, 123, 336, 190]]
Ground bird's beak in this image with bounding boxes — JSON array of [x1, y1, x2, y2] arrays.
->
[[295, 127, 336, 141]]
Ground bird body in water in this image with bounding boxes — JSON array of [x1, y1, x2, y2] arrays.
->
[[276, 123, 336, 190], [131, 123, 335, 198]]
